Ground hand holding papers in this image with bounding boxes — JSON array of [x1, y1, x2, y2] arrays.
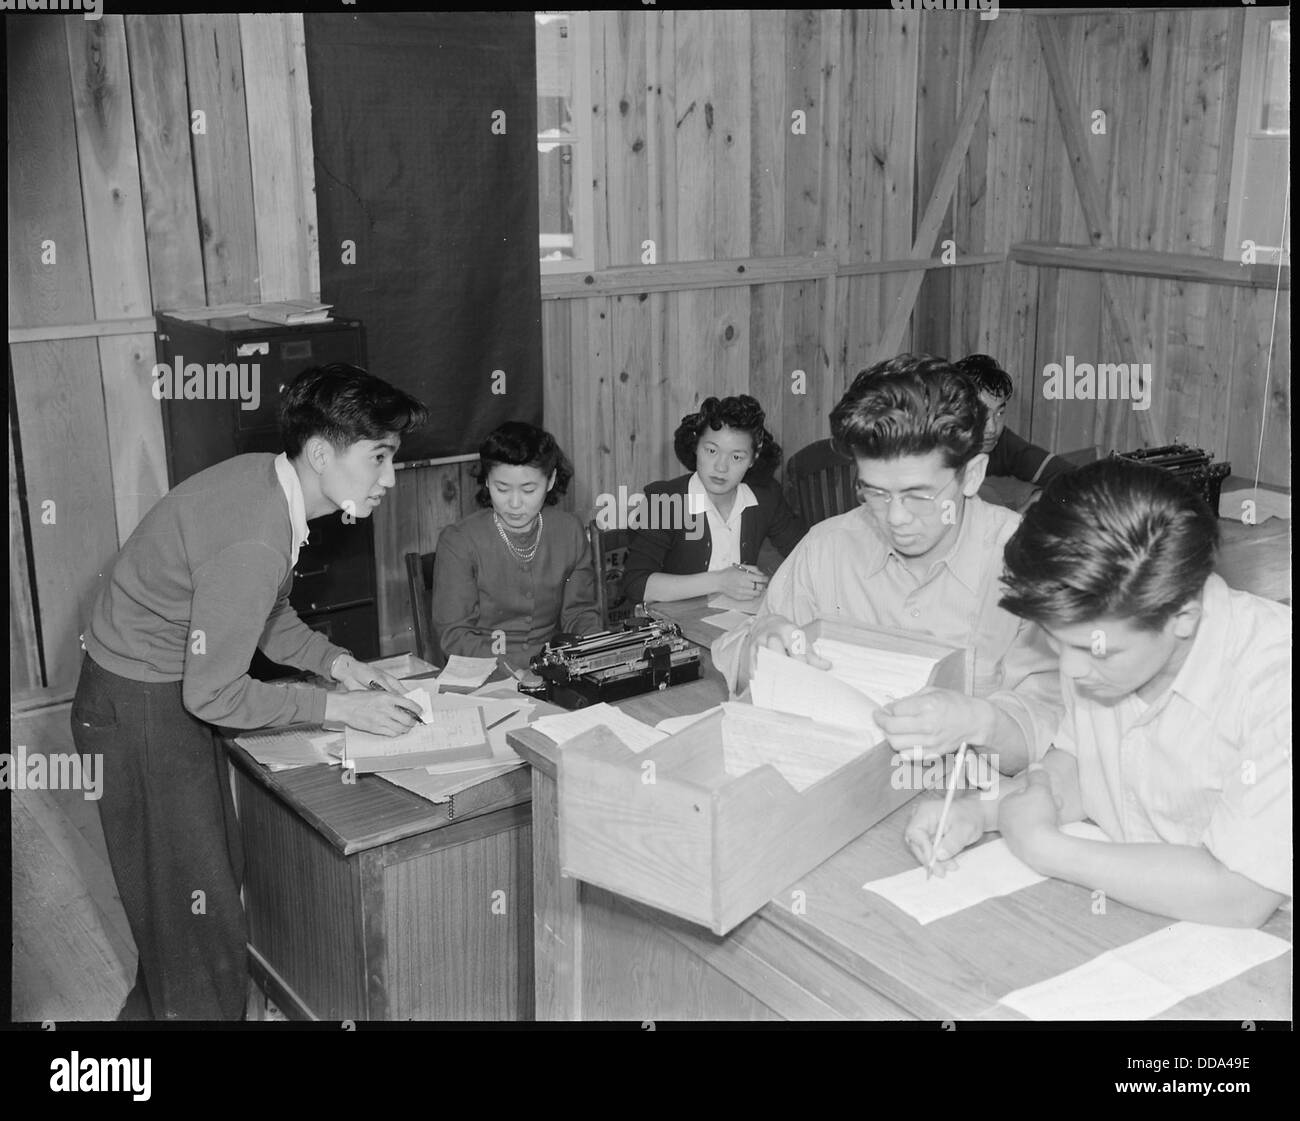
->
[[750, 646, 886, 736]]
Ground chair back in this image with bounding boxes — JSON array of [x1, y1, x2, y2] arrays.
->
[[588, 521, 636, 629], [403, 550, 442, 666], [785, 438, 858, 525]]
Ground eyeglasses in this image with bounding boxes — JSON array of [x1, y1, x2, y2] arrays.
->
[[855, 472, 962, 515]]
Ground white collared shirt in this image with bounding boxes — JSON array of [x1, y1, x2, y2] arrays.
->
[[1053, 574, 1292, 897], [687, 472, 758, 572], [273, 453, 311, 567]]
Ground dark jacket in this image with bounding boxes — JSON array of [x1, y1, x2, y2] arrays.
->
[[620, 473, 808, 604], [987, 427, 1074, 486]]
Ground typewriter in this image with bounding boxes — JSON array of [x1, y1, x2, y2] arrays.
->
[[518, 608, 702, 710], [1115, 444, 1231, 511]]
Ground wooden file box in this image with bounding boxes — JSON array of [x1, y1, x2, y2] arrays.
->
[[557, 620, 970, 935]]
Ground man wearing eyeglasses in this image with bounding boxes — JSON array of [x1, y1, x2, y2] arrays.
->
[[712, 353, 1061, 775]]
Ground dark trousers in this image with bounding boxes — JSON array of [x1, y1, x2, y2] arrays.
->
[[70, 653, 248, 1020]]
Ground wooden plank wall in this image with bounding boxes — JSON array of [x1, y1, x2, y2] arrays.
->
[[544, 9, 921, 522], [913, 9, 1290, 485], [7, 13, 319, 696]]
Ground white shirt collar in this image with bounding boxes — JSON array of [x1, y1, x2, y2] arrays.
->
[[273, 453, 311, 566], [687, 472, 758, 523]]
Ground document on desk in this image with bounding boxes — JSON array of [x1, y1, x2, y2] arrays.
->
[[381, 762, 522, 805], [707, 593, 762, 616], [655, 705, 723, 735], [421, 693, 532, 774], [812, 638, 941, 705], [532, 703, 667, 754], [751, 646, 886, 736], [1000, 922, 1292, 1020], [720, 702, 876, 792], [862, 821, 1111, 924], [702, 609, 750, 632], [436, 654, 500, 690], [235, 728, 337, 770], [343, 688, 493, 773]]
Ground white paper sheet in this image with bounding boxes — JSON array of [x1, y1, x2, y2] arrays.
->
[[706, 593, 762, 616], [532, 703, 667, 754], [720, 702, 876, 792], [862, 821, 1111, 924], [380, 762, 523, 804], [436, 654, 500, 690], [235, 728, 336, 770], [1000, 922, 1292, 1020], [813, 637, 940, 704], [702, 609, 750, 631], [1219, 486, 1291, 522], [751, 646, 886, 735], [654, 706, 723, 735], [343, 688, 492, 772]]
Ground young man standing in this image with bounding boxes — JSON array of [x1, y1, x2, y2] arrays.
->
[[712, 354, 1062, 775], [906, 459, 1290, 927], [71, 364, 429, 1018]]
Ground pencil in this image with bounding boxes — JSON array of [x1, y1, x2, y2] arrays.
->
[[927, 741, 969, 880], [368, 679, 429, 724]]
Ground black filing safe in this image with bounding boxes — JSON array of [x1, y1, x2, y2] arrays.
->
[[155, 313, 379, 678]]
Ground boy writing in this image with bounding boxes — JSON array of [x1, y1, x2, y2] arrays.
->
[[905, 459, 1290, 927], [71, 364, 429, 1018]]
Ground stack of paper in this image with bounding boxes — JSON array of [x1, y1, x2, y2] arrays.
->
[[436, 654, 500, 690], [343, 690, 493, 773], [719, 702, 876, 792], [750, 646, 886, 735], [812, 637, 941, 705], [532, 703, 667, 754], [235, 728, 339, 771], [245, 299, 333, 325]]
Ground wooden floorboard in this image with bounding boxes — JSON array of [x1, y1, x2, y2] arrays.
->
[[10, 705, 136, 1021]]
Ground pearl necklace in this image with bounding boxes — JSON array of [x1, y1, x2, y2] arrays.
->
[[494, 510, 543, 563]]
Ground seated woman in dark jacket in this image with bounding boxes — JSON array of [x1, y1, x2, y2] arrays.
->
[[621, 395, 808, 605], [432, 421, 601, 665]]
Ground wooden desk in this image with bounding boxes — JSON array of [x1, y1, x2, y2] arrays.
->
[[228, 741, 534, 1020], [510, 685, 1291, 1021], [1217, 516, 1290, 604]]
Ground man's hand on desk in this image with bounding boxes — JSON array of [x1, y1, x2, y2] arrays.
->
[[330, 653, 406, 694], [323, 689, 423, 737], [876, 688, 996, 761], [743, 613, 832, 680], [903, 794, 986, 876]]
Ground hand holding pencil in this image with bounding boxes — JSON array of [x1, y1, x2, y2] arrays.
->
[[902, 745, 985, 878]]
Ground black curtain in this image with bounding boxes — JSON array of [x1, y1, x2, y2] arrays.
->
[[305, 13, 543, 461]]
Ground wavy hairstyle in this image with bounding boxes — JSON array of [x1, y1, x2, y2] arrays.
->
[[828, 353, 986, 470], [672, 394, 782, 475], [473, 421, 572, 507], [953, 353, 1015, 401], [999, 458, 1221, 631], [280, 363, 428, 457]]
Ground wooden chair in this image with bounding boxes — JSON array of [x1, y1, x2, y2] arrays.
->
[[588, 521, 636, 629], [403, 550, 443, 667], [784, 438, 858, 526]]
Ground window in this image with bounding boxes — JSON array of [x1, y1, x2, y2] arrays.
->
[[1224, 9, 1290, 266], [536, 11, 595, 274]]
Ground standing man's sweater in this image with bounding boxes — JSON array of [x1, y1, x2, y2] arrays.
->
[[85, 453, 349, 729]]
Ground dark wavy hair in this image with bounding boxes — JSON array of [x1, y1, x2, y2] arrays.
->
[[953, 353, 1015, 402], [473, 421, 572, 507], [999, 458, 1221, 632], [829, 353, 987, 470], [280, 363, 428, 457], [672, 395, 782, 475]]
